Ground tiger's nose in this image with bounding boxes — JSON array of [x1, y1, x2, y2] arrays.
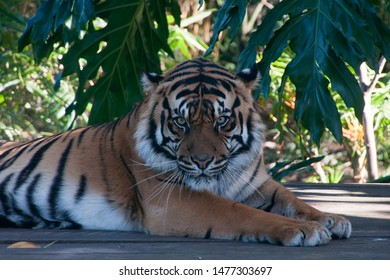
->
[[191, 155, 214, 170]]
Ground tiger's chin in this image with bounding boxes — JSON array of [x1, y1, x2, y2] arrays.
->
[[182, 175, 221, 194]]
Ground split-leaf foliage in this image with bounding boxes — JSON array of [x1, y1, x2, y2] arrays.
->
[[19, 0, 180, 124], [207, 0, 390, 145], [19, 0, 390, 146]]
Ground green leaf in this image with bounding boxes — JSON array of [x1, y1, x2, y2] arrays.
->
[[269, 156, 325, 181], [59, 0, 174, 124], [20, 0, 177, 125], [238, 0, 390, 144], [71, 0, 95, 34], [359, 1, 390, 62], [321, 47, 364, 122], [257, 18, 294, 99], [54, 1, 72, 31], [18, 0, 59, 58], [205, 0, 246, 56], [283, 8, 344, 144], [238, 0, 312, 71], [18, 0, 95, 62]]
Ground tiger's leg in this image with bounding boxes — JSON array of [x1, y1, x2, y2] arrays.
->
[[139, 184, 331, 246], [243, 178, 352, 239]]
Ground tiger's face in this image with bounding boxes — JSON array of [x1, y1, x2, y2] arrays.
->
[[135, 59, 264, 196]]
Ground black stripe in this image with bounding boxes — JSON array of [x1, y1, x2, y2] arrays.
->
[[204, 227, 212, 239], [48, 139, 74, 219], [77, 126, 93, 147], [208, 68, 236, 79], [92, 124, 103, 141], [202, 99, 215, 119], [200, 75, 225, 87], [230, 112, 255, 156], [167, 67, 235, 84], [224, 118, 236, 133], [61, 131, 73, 142], [176, 87, 199, 100], [160, 110, 167, 140], [245, 113, 255, 146], [165, 71, 199, 82], [14, 137, 60, 190], [148, 107, 176, 161], [4, 177, 35, 223], [26, 173, 42, 218], [169, 60, 202, 74], [178, 99, 190, 113], [238, 158, 263, 197], [75, 175, 87, 203], [201, 85, 226, 98], [27, 136, 53, 152], [218, 78, 235, 93], [119, 154, 137, 186], [0, 144, 30, 172], [263, 189, 278, 212], [9, 202, 34, 225], [162, 98, 170, 111], [0, 174, 14, 215], [170, 76, 201, 93], [232, 96, 241, 109], [0, 146, 15, 161], [230, 112, 246, 153], [201, 59, 235, 74], [238, 112, 244, 134], [99, 125, 112, 193], [102, 122, 114, 139], [108, 119, 120, 155], [61, 211, 82, 229]]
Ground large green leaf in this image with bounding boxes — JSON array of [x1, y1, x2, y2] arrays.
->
[[19, 0, 177, 125], [234, 0, 390, 145], [18, 0, 94, 63], [237, 0, 313, 71], [205, 0, 246, 56]]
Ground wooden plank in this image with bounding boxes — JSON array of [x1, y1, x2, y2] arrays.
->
[[0, 183, 389, 260], [1, 236, 389, 260]]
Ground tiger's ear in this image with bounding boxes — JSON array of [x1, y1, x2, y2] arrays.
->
[[237, 63, 260, 90], [141, 72, 163, 94]]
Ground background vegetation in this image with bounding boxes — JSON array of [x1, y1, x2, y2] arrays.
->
[[0, 0, 389, 183]]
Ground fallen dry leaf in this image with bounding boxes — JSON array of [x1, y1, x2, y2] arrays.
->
[[7, 241, 41, 248]]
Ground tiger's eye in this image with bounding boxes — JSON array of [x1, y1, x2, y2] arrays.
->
[[216, 116, 229, 127], [174, 117, 187, 128]]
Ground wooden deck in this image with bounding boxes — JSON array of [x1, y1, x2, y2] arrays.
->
[[0, 183, 389, 260]]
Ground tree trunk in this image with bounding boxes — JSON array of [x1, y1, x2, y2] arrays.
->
[[359, 58, 386, 181]]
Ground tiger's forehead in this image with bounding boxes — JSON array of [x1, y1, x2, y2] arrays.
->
[[170, 85, 236, 123], [160, 59, 241, 121]]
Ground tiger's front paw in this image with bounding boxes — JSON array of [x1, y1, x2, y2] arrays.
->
[[270, 221, 332, 247], [319, 214, 352, 239]]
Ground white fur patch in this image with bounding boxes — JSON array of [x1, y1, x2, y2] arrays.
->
[[141, 73, 159, 94]]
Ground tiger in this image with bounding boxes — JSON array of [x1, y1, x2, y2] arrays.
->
[[0, 58, 351, 246]]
